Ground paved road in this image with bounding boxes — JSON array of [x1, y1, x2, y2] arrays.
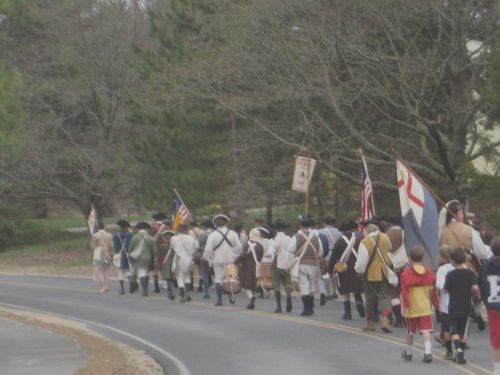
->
[[0, 274, 492, 375]]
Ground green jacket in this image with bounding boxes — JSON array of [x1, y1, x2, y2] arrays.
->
[[128, 231, 155, 271]]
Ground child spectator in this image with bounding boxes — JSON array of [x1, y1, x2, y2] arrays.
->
[[481, 236, 500, 375], [435, 244, 455, 359], [400, 245, 440, 363], [444, 247, 480, 364]]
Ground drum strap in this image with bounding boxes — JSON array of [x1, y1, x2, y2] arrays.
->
[[213, 229, 232, 252]]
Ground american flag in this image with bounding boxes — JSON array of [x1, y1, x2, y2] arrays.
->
[[87, 204, 98, 235], [360, 154, 374, 233], [172, 188, 191, 231]]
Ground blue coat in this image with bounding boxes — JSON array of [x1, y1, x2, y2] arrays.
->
[[113, 232, 132, 269], [481, 257, 500, 312]]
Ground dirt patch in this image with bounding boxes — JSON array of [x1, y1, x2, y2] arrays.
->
[[0, 307, 163, 375]]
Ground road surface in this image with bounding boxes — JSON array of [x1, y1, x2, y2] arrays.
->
[[0, 273, 492, 375]]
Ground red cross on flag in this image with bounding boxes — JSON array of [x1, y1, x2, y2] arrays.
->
[[396, 158, 439, 269]]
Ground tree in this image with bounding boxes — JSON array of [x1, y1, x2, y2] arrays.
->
[[0, 0, 147, 222]]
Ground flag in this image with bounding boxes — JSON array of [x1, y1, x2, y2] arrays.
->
[[87, 204, 98, 235], [291, 156, 316, 193], [360, 154, 373, 233], [172, 189, 191, 232], [396, 158, 439, 269]]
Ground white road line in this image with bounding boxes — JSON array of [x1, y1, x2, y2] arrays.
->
[[0, 302, 191, 375]]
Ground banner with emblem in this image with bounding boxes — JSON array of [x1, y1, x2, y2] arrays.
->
[[291, 156, 316, 193], [396, 157, 439, 269]]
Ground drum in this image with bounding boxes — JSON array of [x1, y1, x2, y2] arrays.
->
[[221, 263, 241, 295], [259, 261, 273, 290]]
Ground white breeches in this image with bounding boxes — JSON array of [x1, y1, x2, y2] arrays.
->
[[299, 264, 320, 296]]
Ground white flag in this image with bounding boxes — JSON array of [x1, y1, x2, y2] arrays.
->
[[292, 156, 316, 193]]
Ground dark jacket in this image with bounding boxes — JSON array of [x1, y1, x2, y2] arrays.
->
[[481, 257, 500, 312]]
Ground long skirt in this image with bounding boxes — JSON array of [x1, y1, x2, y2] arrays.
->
[[93, 260, 111, 282]]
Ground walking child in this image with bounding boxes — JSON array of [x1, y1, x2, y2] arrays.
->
[[444, 247, 480, 364], [481, 236, 500, 374], [400, 245, 439, 363]]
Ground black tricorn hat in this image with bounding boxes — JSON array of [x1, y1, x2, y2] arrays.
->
[[116, 220, 130, 228], [135, 221, 151, 230], [152, 212, 167, 221], [273, 219, 291, 230], [257, 225, 273, 239], [339, 221, 358, 232], [359, 215, 383, 226], [323, 216, 337, 225]]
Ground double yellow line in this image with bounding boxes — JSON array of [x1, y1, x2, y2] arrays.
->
[[0, 279, 490, 374]]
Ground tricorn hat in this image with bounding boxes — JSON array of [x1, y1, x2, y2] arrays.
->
[[135, 221, 151, 230], [212, 214, 230, 225], [116, 220, 130, 229], [257, 225, 273, 239], [339, 221, 358, 232], [152, 212, 167, 221], [299, 215, 315, 227], [323, 216, 337, 225], [273, 219, 291, 230]]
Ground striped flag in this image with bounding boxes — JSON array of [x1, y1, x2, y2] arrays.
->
[[172, 188, 191, 232], [87, 204, 98, 235], [360, 154, 374, 233]]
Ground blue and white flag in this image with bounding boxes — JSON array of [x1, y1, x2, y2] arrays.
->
[[396, 159, 439, 269]]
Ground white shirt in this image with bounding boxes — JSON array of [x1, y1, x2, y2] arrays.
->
[[171, 233, 198, 273], [203, 226, 242, 264], [267, 232, 292, 269], [436, 263, 455, 314], [472, 230, 493, 260]]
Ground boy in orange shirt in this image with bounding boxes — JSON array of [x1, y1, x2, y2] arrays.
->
[[400, 245, 440, 363]]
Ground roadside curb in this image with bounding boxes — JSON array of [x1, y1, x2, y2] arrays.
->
[[0, 306, 164, 375]]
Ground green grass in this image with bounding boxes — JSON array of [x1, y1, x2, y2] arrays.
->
[[0, 234, 88, 258]]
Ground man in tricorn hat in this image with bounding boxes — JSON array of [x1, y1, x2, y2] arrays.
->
[[331, 221, 365, 320], [203, 214, 242, 306], [288, 215, 324, 316], [128, 221, 156, 296], [150, 213, 168, 293], [265, 219, 293, 313], [113, 220, 132, 295]]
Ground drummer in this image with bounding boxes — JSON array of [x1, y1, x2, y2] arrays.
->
[[265, 220, 293, 313], [203, 214, 242, 306]]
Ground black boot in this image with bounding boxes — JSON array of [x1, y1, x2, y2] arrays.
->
[[320, 293, 327, 306], [179, 287, 186, 303], [285, 288, 292, 313], [342, 301, 352, 320], [167, 280, 175, 300], [203, 280, 210, 299], [274, 291, 282, 313], [301, 295, 313, 316], [119, 280, 125, 295], [140, 276, 149, 297], [153, 275, 160, 293], [197, 279, 203, 292], [356, 301, 366, 318], [129, 280, 138, 294], [392, 305, 404, 327], [214, 283, 223, 306], [247, 296, 256, 310]]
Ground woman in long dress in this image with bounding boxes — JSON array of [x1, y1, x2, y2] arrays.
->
[[91, 223, 114, 293]]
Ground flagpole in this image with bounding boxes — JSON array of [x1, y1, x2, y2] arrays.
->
[[173, 187, 193, 218], [358, 149, 376, 215], [305, 145, 311, 218], [392, 150, 456, 218]]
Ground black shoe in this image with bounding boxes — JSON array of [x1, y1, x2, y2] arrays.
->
[[286, 297, 292, 313], [168, 294, 175, 301], [356, 303, 365, 318], [476, 315, 486, 331], [203, 293, 210, 299], [456, 351, 466, 364], [422, 354, 432, 363], [247, 297, 256, 310], [320, 293, 326, 306], [214, 301, 223, 306], [401, 350, 412, 361], [444, 351, 453, 361], [274, 306, 282, 313]]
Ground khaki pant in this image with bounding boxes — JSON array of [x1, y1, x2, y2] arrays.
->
[[298, 264, 320, 296], [364, 280, 392, 319]]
